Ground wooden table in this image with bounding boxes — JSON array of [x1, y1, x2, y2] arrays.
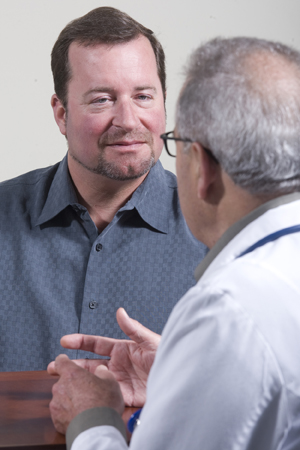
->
[[0, 371, 137, 449]]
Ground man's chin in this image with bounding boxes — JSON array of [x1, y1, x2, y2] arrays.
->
[[93, 158, 156, 181]]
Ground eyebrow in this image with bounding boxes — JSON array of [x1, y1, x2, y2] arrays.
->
[[83, 87, 114, 98], [134, 86, 157, 93], [84, 85, 157, 98]]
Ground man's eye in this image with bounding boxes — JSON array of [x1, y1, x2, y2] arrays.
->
[[137, 95, 151, 101], [93, 97, 109, 104]]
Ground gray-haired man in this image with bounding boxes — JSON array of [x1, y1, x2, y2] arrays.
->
[[49, 36, 300, 450]]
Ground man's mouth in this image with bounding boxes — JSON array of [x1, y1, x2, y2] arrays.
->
[[99, 129, 153, 151], [107, 140, 146, 148]]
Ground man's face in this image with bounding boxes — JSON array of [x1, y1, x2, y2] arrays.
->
[[58, 36, 166, 181]]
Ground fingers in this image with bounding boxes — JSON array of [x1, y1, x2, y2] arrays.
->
[[47, 355, 75, 376], [47, 358, 109, 376], [52, 354, 79, 376], [60, 309, 157, 354], [72, 359, 109, 373], [59, 309, 160, 357], [117, 308, 161, 345], [60, 334, 83, 349], [47, 360, 57, 375], [94, 365, 116, 381], [53, 354, 70, 373], [60, 333, 123, 357]]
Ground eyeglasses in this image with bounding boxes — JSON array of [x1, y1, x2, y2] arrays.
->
[[160, 131, 192, 157], [160, 131, 219, 163]]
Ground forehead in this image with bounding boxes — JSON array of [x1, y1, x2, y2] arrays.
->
[[67, 37, 161, 91]]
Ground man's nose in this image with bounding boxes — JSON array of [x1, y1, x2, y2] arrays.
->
[[112, 99, 140, 131]]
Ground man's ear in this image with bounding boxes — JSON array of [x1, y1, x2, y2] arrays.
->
[[191, 142, 218, 200], [51, 94, 67, 136]]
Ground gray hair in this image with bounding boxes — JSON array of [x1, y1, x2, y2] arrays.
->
[[176, 37, 300, 195]]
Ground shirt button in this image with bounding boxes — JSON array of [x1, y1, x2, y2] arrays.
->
[[95, 243, 103, 252], [89, 301, 98, 309]]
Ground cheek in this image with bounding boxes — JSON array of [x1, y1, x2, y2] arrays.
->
[[157, 108, 166, 135], [151, 109, 166, 133], [148, 110, 166, 157], [67, 114, 107, 142]]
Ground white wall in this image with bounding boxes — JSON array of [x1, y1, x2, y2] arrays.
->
[[0, 0, 299, 181]]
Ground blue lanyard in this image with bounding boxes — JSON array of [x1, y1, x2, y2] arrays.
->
[[127, 408, 142, 433], [237, 225, 300, 258]]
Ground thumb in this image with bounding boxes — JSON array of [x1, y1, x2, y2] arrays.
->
[[94, 365, 116, 381], [116, 307, 160, 345], [47, 360, 57, 375], [54, 354, 76, 375]]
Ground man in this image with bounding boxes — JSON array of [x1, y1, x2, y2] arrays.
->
[[49, 36, 300, 449], [0, 7, 207, 371]]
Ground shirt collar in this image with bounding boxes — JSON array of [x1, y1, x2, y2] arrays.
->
[[34, 155, 78, 226], [35, 157, 171, 234], [194, 191, 300, 282], [116, 160, 171, 234]]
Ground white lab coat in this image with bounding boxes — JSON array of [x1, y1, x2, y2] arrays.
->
[[72, 196, 300, 450]]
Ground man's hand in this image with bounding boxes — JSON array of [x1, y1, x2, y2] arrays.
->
[[49, 354, 124, 435], [48, 308, 161, 407]]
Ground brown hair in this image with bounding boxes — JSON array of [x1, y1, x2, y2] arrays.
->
[[51, 6, 166, 107]]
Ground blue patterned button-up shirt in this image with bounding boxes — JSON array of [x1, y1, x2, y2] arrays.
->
[[0, 155, 207, 370]]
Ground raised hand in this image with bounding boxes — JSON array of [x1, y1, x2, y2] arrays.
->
[[48, 308, 161, 407]]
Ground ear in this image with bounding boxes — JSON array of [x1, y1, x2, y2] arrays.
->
[[51, 94, 67, 136], [191, 142, 218, 200]]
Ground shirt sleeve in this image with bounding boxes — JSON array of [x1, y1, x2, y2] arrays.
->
[[66, 407, 127, 450], [71, 425, 128, 450]]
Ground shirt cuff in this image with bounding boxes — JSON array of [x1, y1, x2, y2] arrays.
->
[[66, 407, 127, 450]]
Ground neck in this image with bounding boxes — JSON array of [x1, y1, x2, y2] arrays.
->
[[68, 156, 148, 232]]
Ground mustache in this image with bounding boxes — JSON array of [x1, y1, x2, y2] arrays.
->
[[98, 128, 153, 147]]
